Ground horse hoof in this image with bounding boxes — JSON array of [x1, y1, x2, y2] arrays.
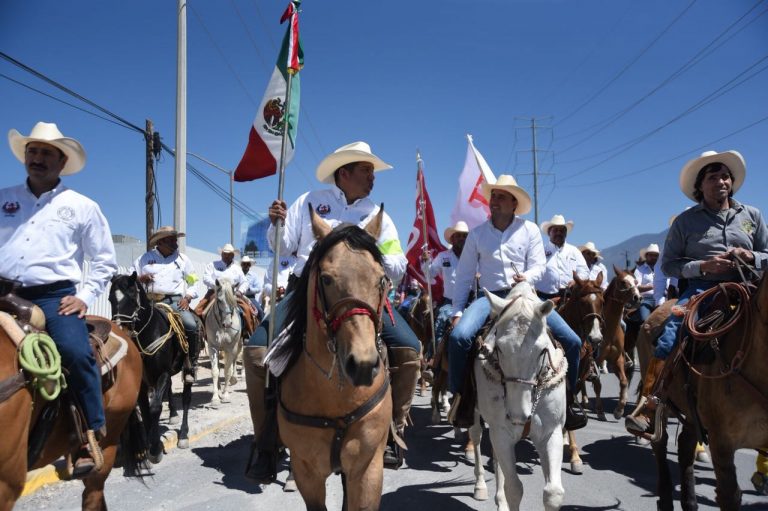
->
[[473, 486, 488, 501], [571, 460, 583, 474], [168, 415, 181, 426], [613, 407, 625, 420], [284, 478, 297, 492], [229, 376, 238, 386], [431, 409, 442, 425], [464, 448, 475, 462], [149, 451, 163, 464], [221, 395, 231, 403], [210, 399, 220, 409], [597, 412, 607, 422], [177, 438, 189, 449]]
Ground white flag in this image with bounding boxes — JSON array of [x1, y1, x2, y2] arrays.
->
[[450, 134, 497, 229]]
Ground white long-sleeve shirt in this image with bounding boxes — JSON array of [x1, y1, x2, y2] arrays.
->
[[263, 254, 296, 296], [133, 249, 199, 299], [243, 269, 263, 300], [0, 182, 117, 307], [652, 248, 677, 306], [267, 186, 406, 282], [587, 261, 609, 290], [535, 241, 589, 295], [452, 217, 546, 316], [203, 260, 248, 293], [425, 249, 460, 300], [634, 263, 655, 298]]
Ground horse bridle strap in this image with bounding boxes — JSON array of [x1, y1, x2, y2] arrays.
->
[[0, 371, 26, 404], [278, 373, 390, 474]]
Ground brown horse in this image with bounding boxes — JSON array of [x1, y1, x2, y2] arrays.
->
[[0, 314, 146, 511], [404, 290, 431, 398], [636, 273, 768, 510], [557, 272, 606, 474], [276, 207, 392, 511]]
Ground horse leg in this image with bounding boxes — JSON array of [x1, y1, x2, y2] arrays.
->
[[565, 430, 583, 474], [469, 420, 488, 501], [613, 352, 629, 420], [166, 385, 180, 425], [678, 424, 699, 511], [210, 344, 221, 405], [592, 374, 606, 421], [81, 450, 115, 511], [651, 426, 674, 511], [291, 457, 328, 511], [177, 379, 193, 449], [344, 447, 385, 511], [709, 436, 741, 511], [488, 429, 517, 511], [430, 383, 441, 425], [536, 430, 565, 511], [221, 347, 232, 403], [146, 377, 168, 463]]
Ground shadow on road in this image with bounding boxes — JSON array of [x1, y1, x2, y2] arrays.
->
[[192, 434, 267, 495]]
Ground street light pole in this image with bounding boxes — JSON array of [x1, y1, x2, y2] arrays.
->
[[187, 152, 234, 246]]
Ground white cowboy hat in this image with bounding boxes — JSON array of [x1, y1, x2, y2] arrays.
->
[[221, 243, 236, 254], [578, 241, 601, 257], [443, 220, 469, 244], [639, 243, 660, 259], [540, 214, 574, 234], [8, 121, 87, 176], [241, 255, 253, 264], [679, 150, 745, 202], [315, 141, 392, 184], [149, 226, 185, 247], [480, 174, 532, 215]]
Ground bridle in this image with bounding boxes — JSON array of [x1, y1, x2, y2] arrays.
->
[[561, 286, 605, 345], [212, 283, 239, 333], [111, 278, 153, 338]]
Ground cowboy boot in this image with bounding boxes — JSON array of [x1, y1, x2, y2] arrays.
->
[[625, 356, 665, 436], [245, 375, 280, 485], [183, 326, 200, 384], [565, 388, 588, 431], [384, 347, 420, 469]]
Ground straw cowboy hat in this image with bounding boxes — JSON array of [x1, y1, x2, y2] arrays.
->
[[241, 256, 253, 264], [221, 243, 236, 254], [480, 174, 532, 215], [540, 214, 574, 234], [578, 241, 601, 258], [8, 121, 87, 176], [443, 221, 469, 244], [639, 243, 660, 259], [679, 150, 745, 202], [315, 141, 392, 184], [149, 226, 185, 247]]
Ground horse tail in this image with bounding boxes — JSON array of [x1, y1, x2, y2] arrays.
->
[[118, 404, 152, 479]]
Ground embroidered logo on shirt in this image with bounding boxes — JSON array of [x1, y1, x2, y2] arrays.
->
[[2, 201, 20, 216], [280, 260, 289, 267], [741, 220, 755, 235], [57, 206, 75, 222], [545, 250, 552, 257], [442, 260, 451, 267], [316, 204, 331, 216]]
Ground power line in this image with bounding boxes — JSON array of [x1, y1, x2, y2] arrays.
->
[[554, 0, 698, 128]]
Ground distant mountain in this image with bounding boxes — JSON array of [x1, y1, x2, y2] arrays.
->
[[598, 229, 668, 279]]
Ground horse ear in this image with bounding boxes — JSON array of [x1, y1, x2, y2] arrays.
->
[[486, 288, 507, 319], [308, 202, 332, 240], [572, 270, 582, 285], [538, 299, 555, 317], [595, 271, 604, 287], [364, 204, 384, 240], [613, 264, 622, 275]]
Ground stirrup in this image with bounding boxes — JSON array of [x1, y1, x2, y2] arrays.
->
[[71, 430, 104, 479]]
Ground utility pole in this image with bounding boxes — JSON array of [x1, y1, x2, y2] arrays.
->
[[174, 0, 188, 251], [514, 117, 553, 225], [145, 119, 155, 251]]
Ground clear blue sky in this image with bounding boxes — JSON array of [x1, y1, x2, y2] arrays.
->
[[2, 0, 766, 255]]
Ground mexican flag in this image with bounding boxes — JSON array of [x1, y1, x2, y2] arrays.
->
[[234, 1, 303, 182]]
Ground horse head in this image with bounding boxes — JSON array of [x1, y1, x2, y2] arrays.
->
[[568, 271, 605, 347], [292, 203, 388, 387], [608, 265, 642, 308], [483, 283, 556, 421], [109, 272, 145, 331], [213, 278, 236, 328]]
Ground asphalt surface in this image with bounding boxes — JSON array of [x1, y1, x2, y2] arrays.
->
[[16, 363, 768, 510]]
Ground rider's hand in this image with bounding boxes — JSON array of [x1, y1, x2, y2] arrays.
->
[[420, 252, 431, 263], [268, 200, 287, 226], [701, 254, 736, 275], [451, 316, 461, 328], [513, 274, 527, 283], [137, 273, 154, 284], [726, 247, 755, 265], [179, 296, 191, 311], [59, 296, 88, 318]]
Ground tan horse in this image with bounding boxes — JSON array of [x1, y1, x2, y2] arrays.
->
[[276, 206, 392, 511], [637, 273, 768, 510], [0, 315, 145, 511], [404, 291, 432, 398]]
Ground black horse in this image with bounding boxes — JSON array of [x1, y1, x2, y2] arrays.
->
[[109, 272, 199, 462]]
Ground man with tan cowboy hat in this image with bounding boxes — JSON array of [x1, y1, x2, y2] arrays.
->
[[626, 149, 768, 437], [579, 241, 608, 291], [246, 141, 421, 481], [0, 121, 117, 477], [630, 243, 660, 325], [535, 214, 589, 301], [133, 226, 202, 384], [446, 175, 588, 430]]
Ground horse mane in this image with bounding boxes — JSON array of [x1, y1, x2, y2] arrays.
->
[[278, 225, 384, 369]]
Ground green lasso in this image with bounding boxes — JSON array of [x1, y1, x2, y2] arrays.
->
[[18, 332, 67, 401]]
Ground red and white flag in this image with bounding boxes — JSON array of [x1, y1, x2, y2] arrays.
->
[[234, 1, 303, 182], [405, 164, 447, 301], [450, 134, 497, 229]]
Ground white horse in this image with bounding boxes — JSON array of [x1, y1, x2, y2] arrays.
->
[[204, 278, 242, 405], [470, 282, 567, 511]]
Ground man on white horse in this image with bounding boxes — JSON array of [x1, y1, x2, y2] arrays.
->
[[580, 241, 608, 291], [246, 141, 421, 482], [447, 176, 588, 431], [535, 214, 589, 303], [1, 121, 117, 477], [202, 244, 249, 296], [133, 226, 201, 384]]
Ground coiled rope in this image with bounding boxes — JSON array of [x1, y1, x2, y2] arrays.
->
[[18, 332, 67, 401]]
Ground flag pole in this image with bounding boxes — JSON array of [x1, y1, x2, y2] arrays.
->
[[265, 68, 295, 388], [416, 151, 437, 358]]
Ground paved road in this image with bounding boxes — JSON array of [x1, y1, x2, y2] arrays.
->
[[16, 366, 768, 510]]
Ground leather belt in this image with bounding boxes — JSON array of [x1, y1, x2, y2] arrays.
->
[[17, 280, 73, 299]]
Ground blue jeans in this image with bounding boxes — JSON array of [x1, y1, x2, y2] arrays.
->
[[249, 291, 420, 354], [429, 302, 453, 360], [655, 279, 719, 359], [448, 291, 582, 393], [628, 297, 656, 325], [26, 285, 105, 431]]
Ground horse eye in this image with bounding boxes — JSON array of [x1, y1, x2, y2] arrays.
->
[[321, 274, 333, 287]]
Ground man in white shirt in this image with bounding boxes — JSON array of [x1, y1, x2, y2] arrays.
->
[[0, 122, 117, 477], [203, 244, 249, 294], [652, 246, 678, 307], [447, 175, 587, 430], [535, 214, 589, 301], [261, 252, 296, 311], [240, 255, 264, 320], [133, 226, 201, 383], [631, 243, 659, 324], [247, 142, 421, 481], [580, 241, 608, 291]]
